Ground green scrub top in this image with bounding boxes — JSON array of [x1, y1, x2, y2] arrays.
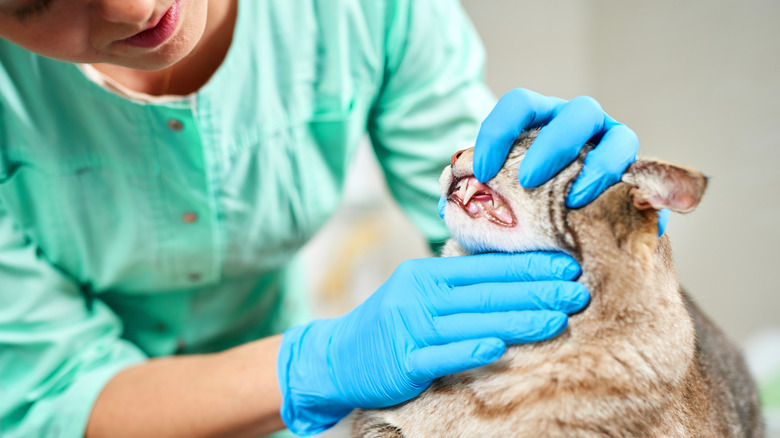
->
[[0, 0, 494, 436]]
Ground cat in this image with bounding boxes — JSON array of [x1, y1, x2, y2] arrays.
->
[[352, 129, 763, 437]]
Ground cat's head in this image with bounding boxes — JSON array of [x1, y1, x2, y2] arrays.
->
[[439, 129, 707, 259]]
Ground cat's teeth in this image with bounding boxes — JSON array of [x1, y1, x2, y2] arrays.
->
[[459, 181, 469, 199], [463, 184, 478, 205]]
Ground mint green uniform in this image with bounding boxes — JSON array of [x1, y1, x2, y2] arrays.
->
[[0, 0, 494, 435]]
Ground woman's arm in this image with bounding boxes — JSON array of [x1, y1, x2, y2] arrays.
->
[[86, 335, 285, 438]]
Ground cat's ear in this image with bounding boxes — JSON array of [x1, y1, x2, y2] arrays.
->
[[621, 159, 707, 214]]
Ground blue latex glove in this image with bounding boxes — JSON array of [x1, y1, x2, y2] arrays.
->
[[472, 88, 668, 235], [277, 253, 589, 435]]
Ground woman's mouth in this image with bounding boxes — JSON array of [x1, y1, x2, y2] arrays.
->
[[121, 0, 181, 48]]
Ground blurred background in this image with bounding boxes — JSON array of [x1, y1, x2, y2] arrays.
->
[[305, 1, 780, 435]]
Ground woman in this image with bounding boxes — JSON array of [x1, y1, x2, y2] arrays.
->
[[0, 0, 651, 436]]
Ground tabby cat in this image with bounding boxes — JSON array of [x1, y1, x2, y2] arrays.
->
[[353, 130, 763, 437]]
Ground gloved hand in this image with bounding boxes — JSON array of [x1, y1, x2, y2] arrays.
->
[[472, 88, 669, 235], [277, 253, 589, 435]]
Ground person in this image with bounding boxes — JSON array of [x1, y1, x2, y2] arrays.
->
[[0, 1, 666, 437]]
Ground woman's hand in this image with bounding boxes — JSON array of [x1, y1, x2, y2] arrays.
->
[[277, 252, 589, 436], [472, 88, 669, 234]]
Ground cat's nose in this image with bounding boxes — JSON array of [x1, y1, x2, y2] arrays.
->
[[451, 149, 466, 166]]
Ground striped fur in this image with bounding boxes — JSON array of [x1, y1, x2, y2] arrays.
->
[[353, 130, 763, 437]]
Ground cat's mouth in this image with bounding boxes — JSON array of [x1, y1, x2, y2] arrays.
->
[[448, 176, 516, 227]]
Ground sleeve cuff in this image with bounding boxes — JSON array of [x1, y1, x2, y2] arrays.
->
[[6, 342, 147, 438], [57, 355, 146, 438]]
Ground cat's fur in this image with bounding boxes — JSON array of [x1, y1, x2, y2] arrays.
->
[[353, 130, 763, 437]]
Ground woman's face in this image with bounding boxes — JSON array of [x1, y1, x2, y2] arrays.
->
[[0, 0, 208, 70]]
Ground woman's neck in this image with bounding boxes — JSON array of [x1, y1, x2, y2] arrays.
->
[[93, 0, 238, 96]]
